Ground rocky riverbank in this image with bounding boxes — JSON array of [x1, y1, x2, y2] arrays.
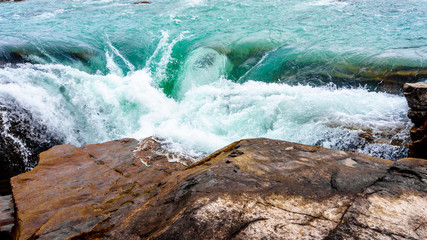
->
[[6, 137, 427, 239]]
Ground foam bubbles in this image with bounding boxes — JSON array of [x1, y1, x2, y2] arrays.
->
[[0, 62, 412, 161]]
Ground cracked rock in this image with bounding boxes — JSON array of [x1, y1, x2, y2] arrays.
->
[[10, 138, 427, 239]]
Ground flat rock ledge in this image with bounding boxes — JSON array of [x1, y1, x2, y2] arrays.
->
[[10, 137, 427, 240]]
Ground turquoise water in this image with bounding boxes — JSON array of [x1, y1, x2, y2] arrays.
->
[[1, 0, 426, 164]]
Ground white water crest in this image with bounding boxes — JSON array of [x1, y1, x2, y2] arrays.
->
[[0, 59, 411, 161]]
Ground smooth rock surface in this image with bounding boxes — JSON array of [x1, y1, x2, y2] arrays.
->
[[11, 138, 427, 239]]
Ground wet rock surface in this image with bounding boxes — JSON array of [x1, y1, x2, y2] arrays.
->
[[0, 96, 64, 194], [11, 138, 427, 239], [404, 82, 427, 158], [11, 137, 192, 240]]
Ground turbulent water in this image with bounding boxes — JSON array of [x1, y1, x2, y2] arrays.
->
[[1, 0, 427, 168]]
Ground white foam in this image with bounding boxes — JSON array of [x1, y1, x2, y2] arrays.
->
[[106, 38, 136, 73], [145, 30, 190, 83], [0, 59, 411, 160], [0, 111, 31, 168], [105, 50, 124, 76]]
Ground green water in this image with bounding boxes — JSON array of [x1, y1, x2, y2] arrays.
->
[[1, 0, 426, 164]]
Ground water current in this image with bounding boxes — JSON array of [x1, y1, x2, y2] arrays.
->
[[1, 0, 426, 168]]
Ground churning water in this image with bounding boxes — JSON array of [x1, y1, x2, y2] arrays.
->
[[1, 0, 426, 168]]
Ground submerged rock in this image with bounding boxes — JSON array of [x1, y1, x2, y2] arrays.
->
[[133, 1, 151, 4], [0, 0, 24, 2], [404, 82, 427, 158], [11, 137, 426, 239]]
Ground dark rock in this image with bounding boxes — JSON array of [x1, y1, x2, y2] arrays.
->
[[408, 109, 427, 126], [0, 96, 64, 193], [11, 137, 426, 239], [410, 125, 424, 141], [0, 51, 25, 67], [409, 134, 427, 159], [404, 82, 427, 158], [133, 1, 151, 4], [404, 82, 427, 111], [0, 46, 99, 73]]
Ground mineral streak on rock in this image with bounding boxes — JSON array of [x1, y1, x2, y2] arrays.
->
[[404, 82, 427, 158], [10, 138, 427, 239], [326, 158, 427, 239]]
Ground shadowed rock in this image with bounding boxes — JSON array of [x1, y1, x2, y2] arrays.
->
[[10, 138, 427, 239]]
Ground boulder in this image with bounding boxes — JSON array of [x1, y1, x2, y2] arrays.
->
[[404, 82, 427, 111], [404, 82, 427, 158], [11, 138, 427, 239]]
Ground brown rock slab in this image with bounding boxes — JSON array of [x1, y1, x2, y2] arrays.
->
[[11, 138, 427, 239], [11, 137, 191, 240]]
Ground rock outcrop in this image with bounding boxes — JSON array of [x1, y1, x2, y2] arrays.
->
[[11, 137, 427, 239], [404, 82, 427, 158]]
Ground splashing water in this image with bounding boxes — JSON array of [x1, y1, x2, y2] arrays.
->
[[1, 0, 426, 170]]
